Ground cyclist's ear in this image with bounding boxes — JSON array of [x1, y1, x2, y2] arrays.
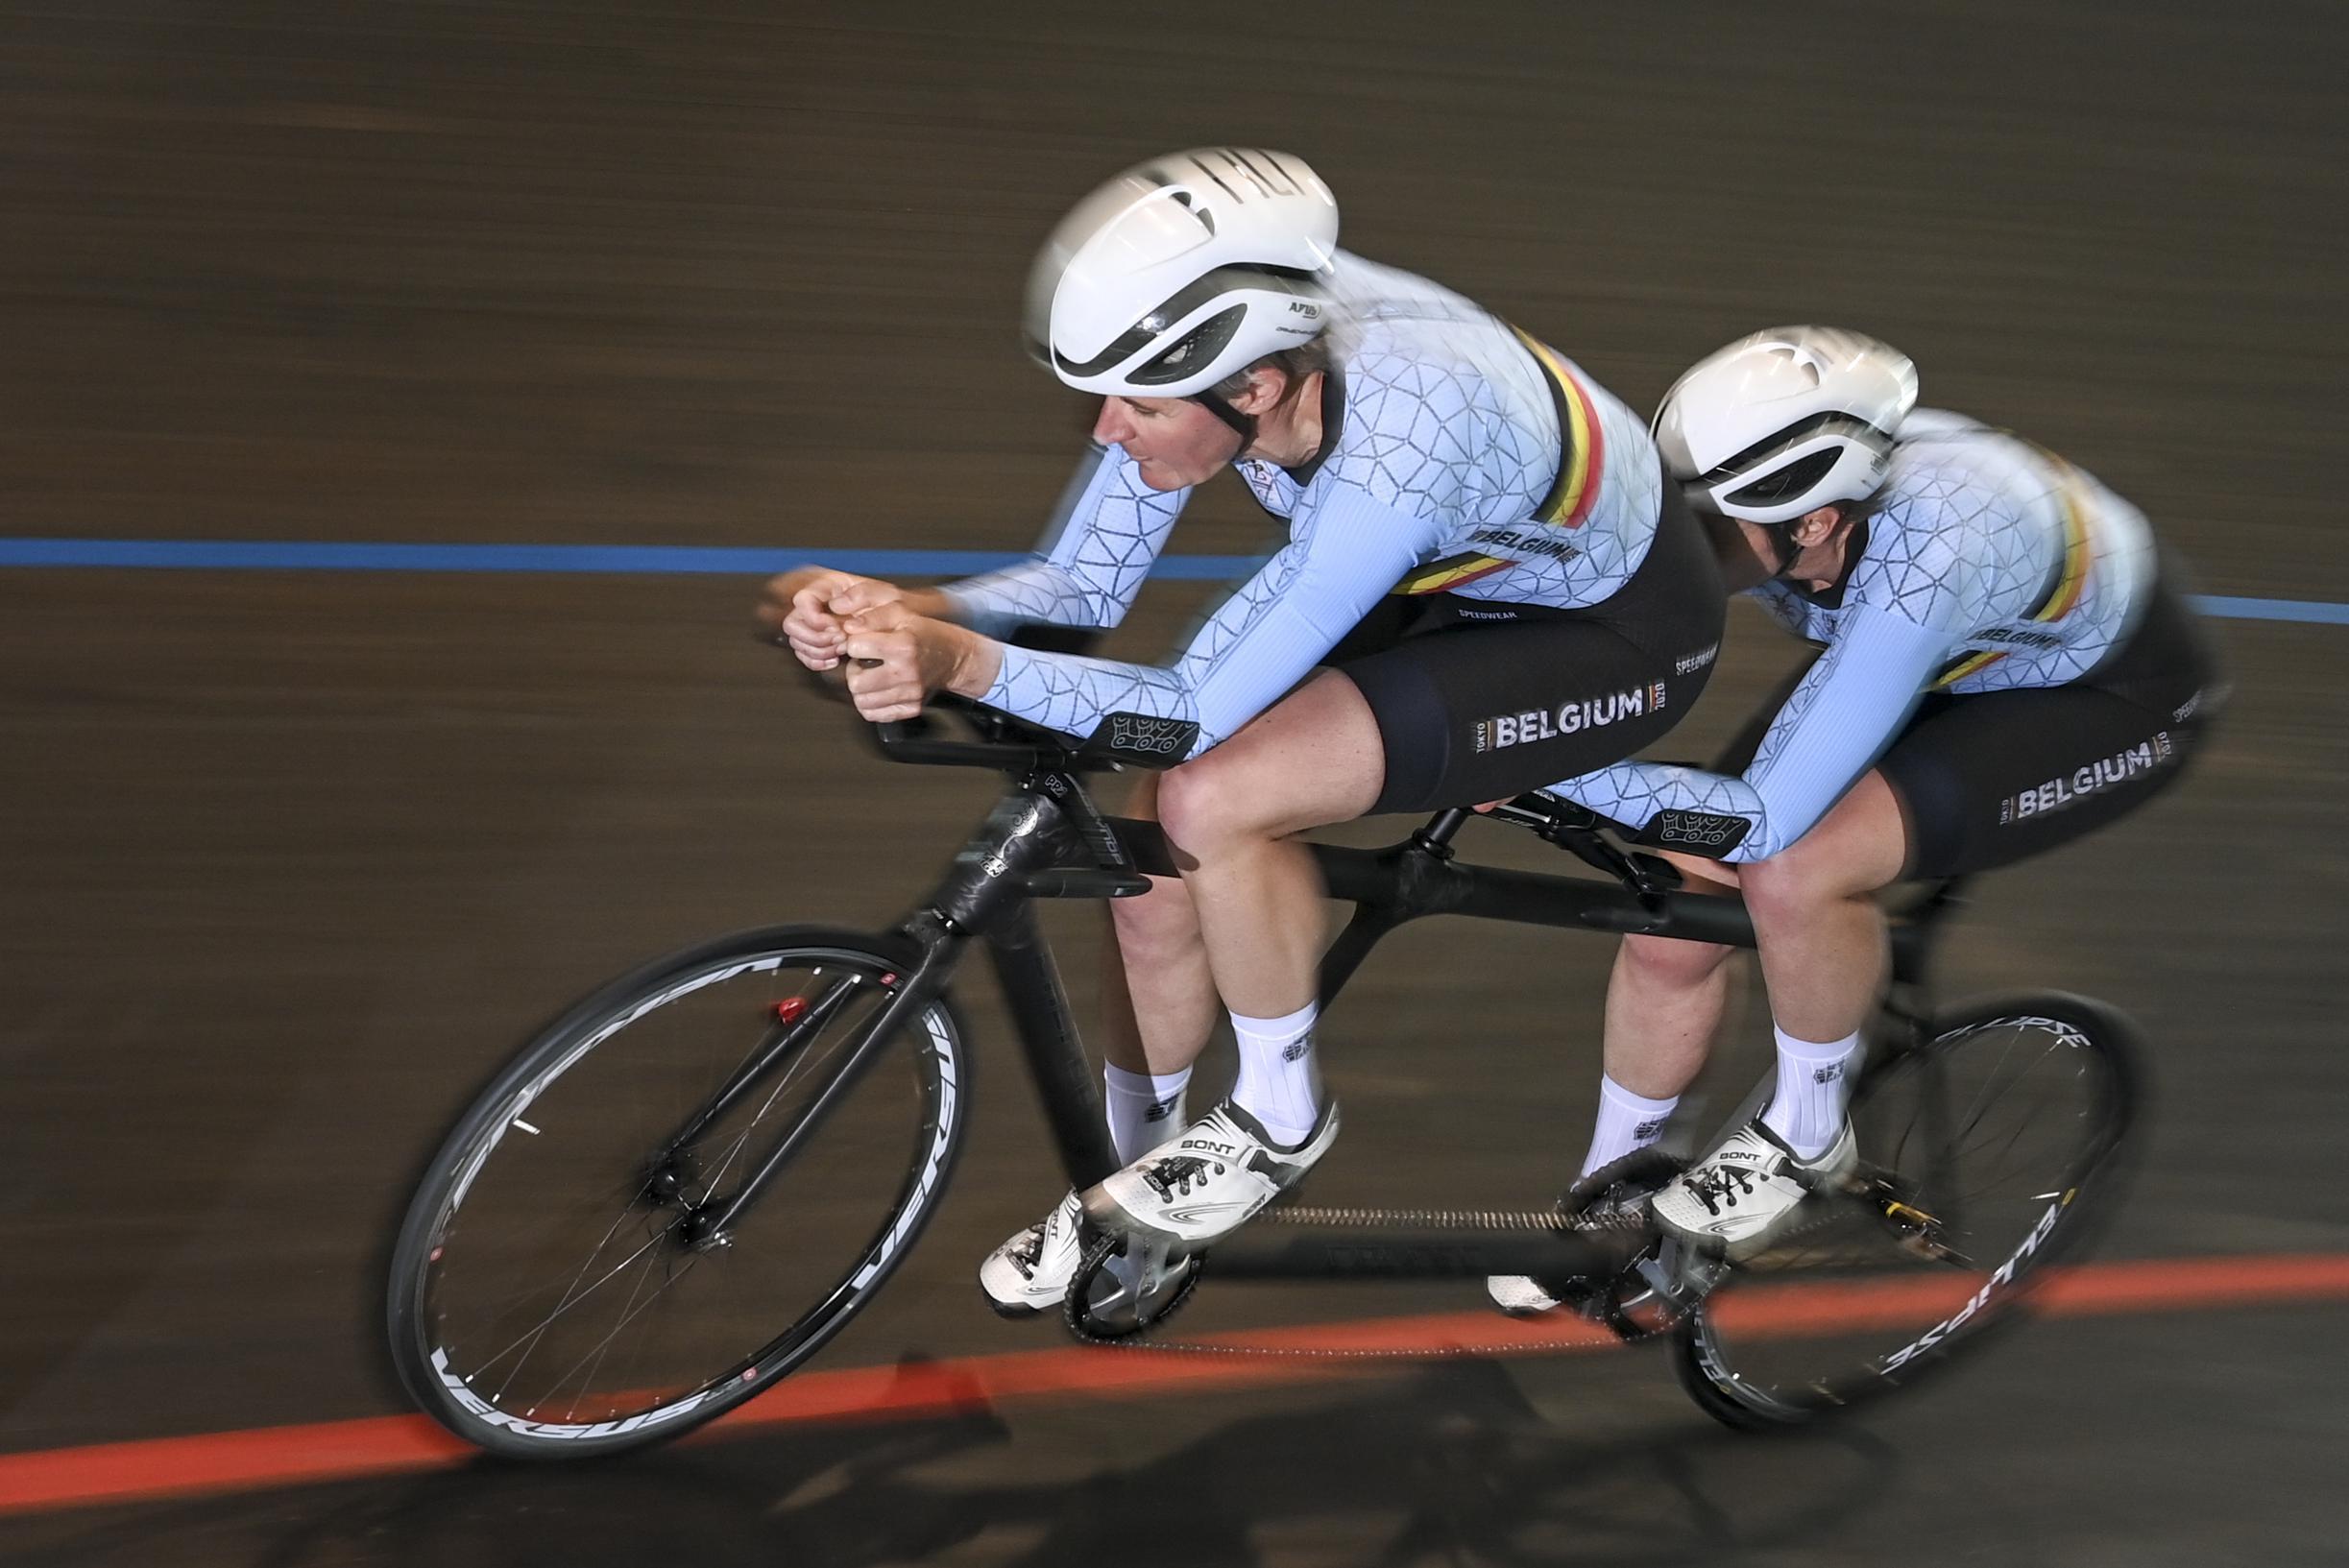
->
[[1223, 365, 1294, 419]]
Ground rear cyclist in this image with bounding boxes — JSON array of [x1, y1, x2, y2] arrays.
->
[[1493, 326, 2222, 1307], [760, 148, 1726, 1310]]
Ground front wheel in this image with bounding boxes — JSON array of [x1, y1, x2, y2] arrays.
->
[[1673, 993, 2142, 1430], [385, 926, 969, 1459]]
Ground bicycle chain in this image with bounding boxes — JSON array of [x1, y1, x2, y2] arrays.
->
[[1261, 1203, 1647, 1233], [1062, 1201, 1652, 1360]]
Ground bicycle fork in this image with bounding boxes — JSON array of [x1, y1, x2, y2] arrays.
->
[[675, 781, 1101, 1249]]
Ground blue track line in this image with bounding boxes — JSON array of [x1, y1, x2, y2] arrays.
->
[[1, 538, 2342, 625]]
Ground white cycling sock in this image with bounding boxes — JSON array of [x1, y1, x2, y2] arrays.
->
[[1229, 1001, 1321, 1148], [1103, 1062, 1191, 1165], [1760, 1025, 1863, 1159], [1577, 1074, 1680, 1181]]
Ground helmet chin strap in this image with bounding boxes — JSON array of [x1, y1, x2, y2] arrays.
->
[[1190, 391, 1258, 453]]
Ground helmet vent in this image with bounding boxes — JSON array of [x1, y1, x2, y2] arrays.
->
[[1703, 413, 1891, 485], [1128, 305, 1246, 387], [1166, 189, 1216, 234], [1727, 447, 1843, 509]]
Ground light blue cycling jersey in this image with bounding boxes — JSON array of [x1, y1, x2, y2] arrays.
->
[[1550, 410, 2158, 861], [944, 251, 1664, 759]]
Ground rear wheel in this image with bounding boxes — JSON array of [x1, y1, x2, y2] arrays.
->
[[1673, 993, 2140, 1429], [386, 927, 967, 1459]]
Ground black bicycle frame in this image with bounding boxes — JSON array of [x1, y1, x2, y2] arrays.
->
[[685, 750, 1960, 1276]]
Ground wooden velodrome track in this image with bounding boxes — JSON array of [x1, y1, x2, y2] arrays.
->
[[1, 4, 2343, 1563]]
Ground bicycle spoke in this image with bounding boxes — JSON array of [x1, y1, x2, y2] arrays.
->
[[690, 1004, 866, 1206], [481, 1225, 676, 1399], [544, 1236, 690, 1421], [1678, 1004, 2132, 1430], [396, 936, 966, 1456]]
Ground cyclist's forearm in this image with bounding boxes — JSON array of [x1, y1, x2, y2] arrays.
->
[[976, 643, 1199, 749], [1552, 609, 1954, 862], [1550, 762, 1775, 861], [941, 624, 1005, 703], [970, 492, 1432, 754], [896, 584, 961, 621], [941, 565, 1109, 634], [947, 445, 1190, 636]]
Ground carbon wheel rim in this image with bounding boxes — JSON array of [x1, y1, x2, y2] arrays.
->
[[1681, 1005, 2130, 1424], [400, 943, 959, 1449]]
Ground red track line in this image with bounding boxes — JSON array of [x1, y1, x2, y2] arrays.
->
[[2, 1251, 2344, 1519]]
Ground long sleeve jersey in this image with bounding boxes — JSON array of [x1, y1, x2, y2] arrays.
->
[[942, 251, 1665, 760], [1549, 410, 2158, 861]]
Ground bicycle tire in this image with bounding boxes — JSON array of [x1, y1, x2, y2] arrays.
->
[[385, 925, 968, 1459], [1673, 991, 2142, 1431]]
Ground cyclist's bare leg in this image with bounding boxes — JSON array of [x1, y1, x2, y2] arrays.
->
[[1098, 772, 1221, 1077], [1738, 770, 1909, 1044], [1152, 668, 1385, 1022], [1605, 929, 1736, 1100], [979, 778, 1225, 1309], [1075, 670, 1378, 1245], [1606, 853, 1739, 1102], [1599, 772, 1909, 1099]]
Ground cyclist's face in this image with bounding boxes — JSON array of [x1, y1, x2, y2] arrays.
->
[[1094, 395, 1241, 490]]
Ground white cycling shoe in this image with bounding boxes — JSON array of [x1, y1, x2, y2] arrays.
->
[[1083, 1099, 1338, 1250], [1650, 1119, 1857, 1261], [1487, 1273, 1574, 1316], [978, 1189, 1085, 1316]]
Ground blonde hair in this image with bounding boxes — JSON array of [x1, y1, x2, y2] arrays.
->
[[1211, 338, 1331, 410]]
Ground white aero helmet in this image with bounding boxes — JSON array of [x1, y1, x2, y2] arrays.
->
[[1026, 147, 1340, 399], [1654, 326, 1920, 526]]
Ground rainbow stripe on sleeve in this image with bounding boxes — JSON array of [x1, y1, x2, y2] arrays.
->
[[1932, 459, 2095, 688], [1390, 329, 1609, 596]]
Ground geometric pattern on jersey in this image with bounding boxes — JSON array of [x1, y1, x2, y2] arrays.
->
[[1546, 413, 2156, 862], [970, 250, 1668, 759], [1243, 257, 1663, 610], [946, 445, 1189, 634], [1392, 327, 1614, 593], [1780, 412, 2153, 694], [1932, 454, 2092, 687]]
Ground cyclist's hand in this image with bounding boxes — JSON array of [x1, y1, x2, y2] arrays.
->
[[758, 567, 880, 670], [825, 576, 914, 620], [839, 602, 999, 723]]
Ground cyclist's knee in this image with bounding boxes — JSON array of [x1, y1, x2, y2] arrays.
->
[[1154, 752, 1260, 860], [1739, 834, 1885, 925], [1618, 931, 1732, 989]]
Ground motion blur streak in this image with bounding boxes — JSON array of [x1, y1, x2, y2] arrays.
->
[[3, 1251, 2342, 1521], [0, 539, 2342, 624]]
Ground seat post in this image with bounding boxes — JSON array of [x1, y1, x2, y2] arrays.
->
[[1413, 808, 1470, 851]]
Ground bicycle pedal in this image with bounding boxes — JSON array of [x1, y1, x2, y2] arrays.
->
[[1063, 1234, 1200, 1342], [1639, 1237, 1731, 1313]]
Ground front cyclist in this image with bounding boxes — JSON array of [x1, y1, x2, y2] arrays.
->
[[761, 149, 1725, 1309], [1493, 326, 2221, 1304]]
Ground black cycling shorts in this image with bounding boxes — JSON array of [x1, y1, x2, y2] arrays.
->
[[1333, 476, 1728, 815], [1714, 571, 2223, 880]]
